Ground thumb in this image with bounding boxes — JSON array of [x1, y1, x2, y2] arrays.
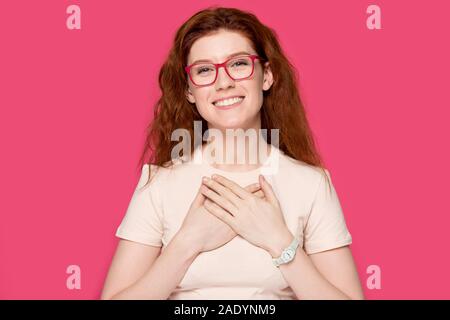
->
[[191, 183, 206, 208], [259, 175, 279, 206]]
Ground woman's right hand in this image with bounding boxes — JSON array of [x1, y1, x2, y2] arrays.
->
[[177, 180, 264, 253]]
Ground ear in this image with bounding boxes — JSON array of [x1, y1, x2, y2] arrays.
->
[[186, 86, 196, 104], [262, 61, 274, 91]]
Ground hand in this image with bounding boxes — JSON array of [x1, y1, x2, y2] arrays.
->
[[200, 174, 294, 257], [177, 181, 266, 254]]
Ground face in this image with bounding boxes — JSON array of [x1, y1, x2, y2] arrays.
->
[[185, 29, 274, 131]]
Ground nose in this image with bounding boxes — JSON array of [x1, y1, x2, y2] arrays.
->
[[214, 65, 235, 90]]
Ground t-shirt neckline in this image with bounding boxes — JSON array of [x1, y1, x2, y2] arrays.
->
[[191, 142, 281, 176]]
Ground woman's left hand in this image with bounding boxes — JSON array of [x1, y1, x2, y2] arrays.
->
[[200, 174, 294, 257]]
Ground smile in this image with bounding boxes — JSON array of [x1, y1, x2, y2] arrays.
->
[[213, 96, 245, 109]]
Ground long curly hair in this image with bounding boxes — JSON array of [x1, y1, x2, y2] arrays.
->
[[139, 6, 330, 189]]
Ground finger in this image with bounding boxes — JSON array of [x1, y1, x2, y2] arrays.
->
[[211, 174, 251, 200], [253, 190, 265, 199], [203, 177, 242, 207], [200, 185, 238, 216], [259, 175, 279, 206], [192, 183, 206, 208], [244, 183, 261, 193], [204, 198, 235, 227]]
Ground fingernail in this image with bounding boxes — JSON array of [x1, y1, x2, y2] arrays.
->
[[202, 176, 209, 183], [212, 174, 218, 179]]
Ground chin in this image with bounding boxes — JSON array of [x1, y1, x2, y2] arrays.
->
[[203, 110, 261, 131], [217, 120, 256, 132]]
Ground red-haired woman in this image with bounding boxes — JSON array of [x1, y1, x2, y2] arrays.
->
[[101, 6, 364, 300]]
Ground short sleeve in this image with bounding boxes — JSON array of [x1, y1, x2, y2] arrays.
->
[[303, 169, 352, 254], [115, 164, 164, 247]]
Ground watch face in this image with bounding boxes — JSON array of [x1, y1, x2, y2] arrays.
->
[[282, 249, 294, 261]]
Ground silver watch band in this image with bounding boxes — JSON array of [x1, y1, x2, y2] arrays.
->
[[272, 237, 300, 267]]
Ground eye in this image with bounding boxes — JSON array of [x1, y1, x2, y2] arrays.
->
[[195, 66, 214, 75], [231, 59, 250, 67]]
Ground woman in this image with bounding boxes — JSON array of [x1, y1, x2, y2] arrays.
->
[[101, 6, 364, 300]]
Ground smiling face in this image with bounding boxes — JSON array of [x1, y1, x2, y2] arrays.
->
[[185, 29, 273, 131]]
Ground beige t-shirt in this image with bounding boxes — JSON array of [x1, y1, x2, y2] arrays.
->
[[115, 144, 353, 300]]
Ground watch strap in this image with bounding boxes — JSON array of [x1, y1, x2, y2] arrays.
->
[[272, 237, 300, 267]]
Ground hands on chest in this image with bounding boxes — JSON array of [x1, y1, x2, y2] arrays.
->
[[178, 174, 294, 258]]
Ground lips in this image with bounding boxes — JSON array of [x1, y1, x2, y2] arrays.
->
[[212, 96, 245, 110], [212, 95, 245, 105]]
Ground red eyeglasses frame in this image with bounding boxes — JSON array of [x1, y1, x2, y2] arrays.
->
[[184, 54, 264, 87]]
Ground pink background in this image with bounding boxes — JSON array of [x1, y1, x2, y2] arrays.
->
[[1, 0, 449, 299]]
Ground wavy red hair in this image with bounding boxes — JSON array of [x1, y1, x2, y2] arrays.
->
[[139, 6, 330, 189]]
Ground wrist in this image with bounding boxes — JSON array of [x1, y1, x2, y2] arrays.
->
[[172, 231, 201, 259], [267, 231, 295, 258]]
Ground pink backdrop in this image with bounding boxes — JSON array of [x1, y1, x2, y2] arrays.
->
[[1, 0, 449, 299]]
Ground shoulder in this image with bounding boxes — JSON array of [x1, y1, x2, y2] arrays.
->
[[276, 150, 329, 187], [137, 163, 170, 190], [138, 157, 197, 189]]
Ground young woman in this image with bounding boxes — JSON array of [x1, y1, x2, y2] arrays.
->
[[101, 6, 364, 300]]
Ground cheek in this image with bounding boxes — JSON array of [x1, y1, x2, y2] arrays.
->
[[246, 84, 264, 112], [192, 91, 210, 112], [196, 103, 212, 120]]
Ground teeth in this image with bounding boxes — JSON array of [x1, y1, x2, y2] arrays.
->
[[214, 96, 244, 107]]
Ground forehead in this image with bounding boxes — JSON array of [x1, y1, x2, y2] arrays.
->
[[187, 30, 255, 64]]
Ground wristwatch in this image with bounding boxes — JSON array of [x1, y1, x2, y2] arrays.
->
[[272, 237, 300, 267]]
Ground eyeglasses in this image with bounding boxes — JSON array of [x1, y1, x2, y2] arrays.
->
[[185, 54, 263, 87]]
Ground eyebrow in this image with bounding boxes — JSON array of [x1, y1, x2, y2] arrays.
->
[[190, 51, 253, 65]]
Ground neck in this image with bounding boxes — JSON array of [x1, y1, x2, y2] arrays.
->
[[203, 121, 272, 172]]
